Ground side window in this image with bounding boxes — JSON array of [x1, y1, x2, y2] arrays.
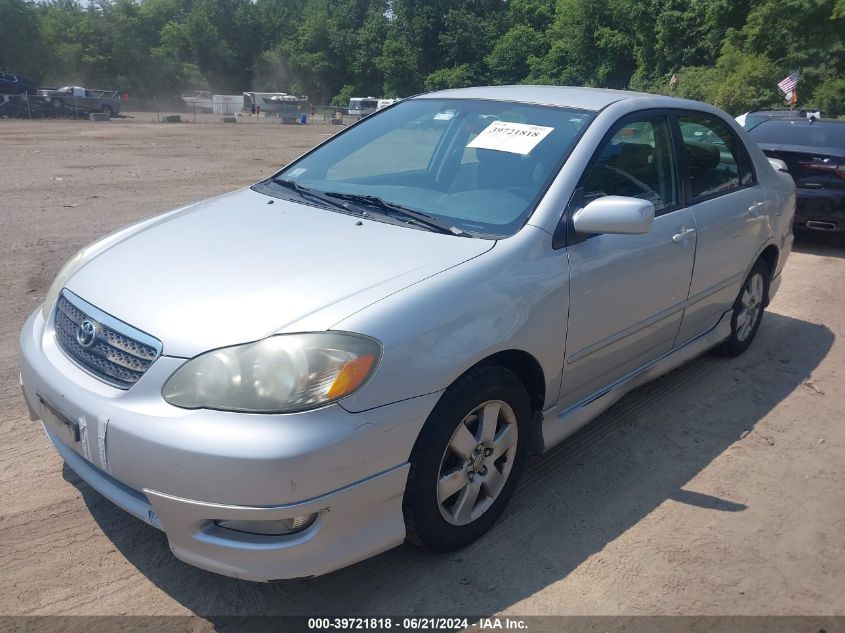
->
[[582, 116, 678, 212], [679, 114, 753, 200]]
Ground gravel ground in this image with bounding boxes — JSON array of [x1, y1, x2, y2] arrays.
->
[[1, 118, 844, 618]]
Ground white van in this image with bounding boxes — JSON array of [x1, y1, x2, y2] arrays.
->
[[348, 97, 379, 119]]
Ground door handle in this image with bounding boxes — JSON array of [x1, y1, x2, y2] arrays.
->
[[748, 201, 766, 215], [672, 228, 696, 243]]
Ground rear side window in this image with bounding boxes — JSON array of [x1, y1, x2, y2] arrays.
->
[[679, 115, 754, 200], [582, 116, 678, 212]]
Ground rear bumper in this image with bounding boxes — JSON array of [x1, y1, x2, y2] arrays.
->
[[795, 189, 845, 232]]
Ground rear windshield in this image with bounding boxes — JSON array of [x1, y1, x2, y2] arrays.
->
[[749, 121, 845, 148]]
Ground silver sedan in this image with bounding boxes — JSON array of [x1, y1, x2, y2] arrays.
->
[[20, 86, 795, 580]]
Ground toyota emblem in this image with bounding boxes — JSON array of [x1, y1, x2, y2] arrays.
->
[[76, 318, 100, 348]]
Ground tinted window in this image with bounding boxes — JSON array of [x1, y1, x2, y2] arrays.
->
[[680, 115, 752, 199], [749, 120, 845, 148], [582, 116, 678, 212]]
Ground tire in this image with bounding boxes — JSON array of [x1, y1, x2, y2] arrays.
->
[[403, 364, 530, 552], [101, 105, 113, 116], [714, 259, 770, 357]]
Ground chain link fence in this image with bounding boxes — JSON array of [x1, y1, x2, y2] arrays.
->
[[2, 93, 354, 126]]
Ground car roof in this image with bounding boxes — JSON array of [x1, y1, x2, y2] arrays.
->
[[747, 110, 801, 116], [751, 117, 845, 130], [414, 85, 708, 112]]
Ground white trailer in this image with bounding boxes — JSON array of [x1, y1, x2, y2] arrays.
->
[[212, 94, 244, 115]]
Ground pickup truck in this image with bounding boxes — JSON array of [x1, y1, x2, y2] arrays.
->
[[36, 86, 121, 116]]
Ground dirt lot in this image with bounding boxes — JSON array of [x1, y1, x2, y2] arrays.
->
[[1, 118, 844, 618]]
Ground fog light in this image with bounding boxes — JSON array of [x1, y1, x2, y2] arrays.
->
[[215, 513, 317, 536]]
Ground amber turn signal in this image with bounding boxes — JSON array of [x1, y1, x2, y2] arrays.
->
[[327, 354, 377, 399]]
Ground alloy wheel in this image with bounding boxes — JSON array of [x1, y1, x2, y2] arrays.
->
[[436, 400, 518, 526], [737, 272, 764, 342]]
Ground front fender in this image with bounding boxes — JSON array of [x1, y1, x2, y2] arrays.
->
[[333, 226, 570, 413]]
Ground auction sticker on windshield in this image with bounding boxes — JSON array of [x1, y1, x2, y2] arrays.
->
[[467, 121, 554, 155]]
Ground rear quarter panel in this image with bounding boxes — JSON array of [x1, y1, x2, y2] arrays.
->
[[708, 114, 794, 282]]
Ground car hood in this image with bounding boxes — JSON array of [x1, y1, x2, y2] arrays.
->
[[66, 188, 494, 357]]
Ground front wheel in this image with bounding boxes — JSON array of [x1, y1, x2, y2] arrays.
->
[[403, 365, 530, 552], [714, 259, 770, 357]]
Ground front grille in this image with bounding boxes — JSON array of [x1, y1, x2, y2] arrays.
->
[[54, 291, 161, 389]]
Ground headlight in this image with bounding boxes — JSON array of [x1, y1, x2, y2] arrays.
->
[[41, 210, 180, 320], [162, 332, 381, 413]]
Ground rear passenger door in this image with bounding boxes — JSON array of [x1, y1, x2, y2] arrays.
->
[[560, 112, 697, 410], [672, 112, 764, 345]]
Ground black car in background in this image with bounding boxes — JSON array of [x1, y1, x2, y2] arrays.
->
[[738, 109, 826, 131], [748, 118, 845, 235], [0, 72, 36, 95]]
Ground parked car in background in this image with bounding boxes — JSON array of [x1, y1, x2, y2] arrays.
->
[[21, 86, 794, 581], [0, 72, 36, 95], [748, 118, 844, 235], [36, 86, 121, 116], [737, 109, 824, 131]]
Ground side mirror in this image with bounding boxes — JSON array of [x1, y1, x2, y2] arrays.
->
[[767, 157, 788, 173], [572, 196, 655, 235]]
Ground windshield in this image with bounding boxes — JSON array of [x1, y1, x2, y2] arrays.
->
[[749, 121, 845, 148], [260, 98, 593, 238]]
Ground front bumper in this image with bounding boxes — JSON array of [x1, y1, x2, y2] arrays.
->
[[20, 308, 440, 580]]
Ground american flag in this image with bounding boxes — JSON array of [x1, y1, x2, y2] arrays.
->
[[778, 71, 799, 95]]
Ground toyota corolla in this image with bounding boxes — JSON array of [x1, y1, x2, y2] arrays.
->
[[20, 86, 794, 580]]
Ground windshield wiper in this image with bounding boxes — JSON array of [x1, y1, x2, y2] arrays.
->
[[324, 192, 471, 236], [268, 178, 356, 213]]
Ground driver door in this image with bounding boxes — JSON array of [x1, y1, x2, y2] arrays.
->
[[559, 113, 697, 410]]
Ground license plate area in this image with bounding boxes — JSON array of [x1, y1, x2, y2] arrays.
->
[[37, 393, 81, 446]]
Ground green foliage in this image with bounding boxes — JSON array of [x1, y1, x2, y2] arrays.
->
[[377, 38, 422, 97], [809, 77, 845, 116], [0, 0, 46, 81], [0, 0, 841, 113], [424, 64, 478, 91], [332, 84, 355, 106], [251, 50, 293, 93], [486, 25, 547, 85]]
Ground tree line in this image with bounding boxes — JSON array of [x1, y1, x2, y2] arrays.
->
[[2, 0, 844, 115]]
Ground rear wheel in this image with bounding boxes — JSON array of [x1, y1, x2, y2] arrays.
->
[[714, 259, 770, 357], [403, 365, 529, 551]]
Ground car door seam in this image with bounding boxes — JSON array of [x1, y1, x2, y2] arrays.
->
[[566, 299, 688, 364]]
